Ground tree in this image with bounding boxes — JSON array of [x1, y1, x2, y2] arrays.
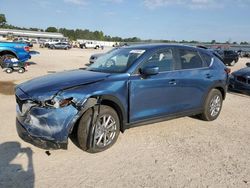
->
[[211, 40, 216, 44], [240, 41, 249, 45], [0, 14, 7, 26], [45, 27, 58, 32]]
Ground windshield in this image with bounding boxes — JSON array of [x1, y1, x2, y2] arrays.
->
[[87, 48, 146, 73]]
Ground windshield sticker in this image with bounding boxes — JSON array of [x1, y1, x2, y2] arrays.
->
[[129, 50, 145, 54]]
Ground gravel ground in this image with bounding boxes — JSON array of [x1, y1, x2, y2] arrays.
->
[[0, 46, 250, 188]]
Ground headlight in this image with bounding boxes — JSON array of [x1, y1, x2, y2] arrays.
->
[[45, 96, 73, 108], [21, 101, 37, 115]]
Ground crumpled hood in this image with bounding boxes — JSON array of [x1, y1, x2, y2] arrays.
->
[[17, 69, 110, 99], [233, 67, 250, 77]]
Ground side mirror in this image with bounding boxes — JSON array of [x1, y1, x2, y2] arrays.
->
[[141, 66, 159, 76], [246, 62, 250, 67]]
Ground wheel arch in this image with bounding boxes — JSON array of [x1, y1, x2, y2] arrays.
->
[[100, 95, 127, 132], [0, 50, 18, 59]]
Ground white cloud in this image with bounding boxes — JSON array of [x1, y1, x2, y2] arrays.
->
[[64, 0, 87, 5], [143, 0, 250, 9], [102, 0, 123, 3]]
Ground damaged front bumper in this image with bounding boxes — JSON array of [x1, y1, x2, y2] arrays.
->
[[16, 118, 67, 149], [15, 87, 99, 150]]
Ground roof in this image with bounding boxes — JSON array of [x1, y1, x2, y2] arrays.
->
[[122, 43, 202, 51], [0, 28, 64, 39]]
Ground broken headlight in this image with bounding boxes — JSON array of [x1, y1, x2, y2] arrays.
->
[[21, 101, 37, 115], [45, 96, 74, 108]]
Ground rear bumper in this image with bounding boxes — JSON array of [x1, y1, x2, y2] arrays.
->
[[16, 118, 67, 150]]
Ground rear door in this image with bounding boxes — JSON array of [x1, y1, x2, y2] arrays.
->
[[173, 48, 213, 111]]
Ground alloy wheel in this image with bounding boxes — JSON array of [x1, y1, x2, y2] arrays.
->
[[209, 95, 221, 117], [94, 115, 117, 148]]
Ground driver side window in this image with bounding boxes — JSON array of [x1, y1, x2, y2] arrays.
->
[[141, 49, 174, 72]]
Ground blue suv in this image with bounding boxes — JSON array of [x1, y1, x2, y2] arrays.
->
[[15, 44, 229, 153]]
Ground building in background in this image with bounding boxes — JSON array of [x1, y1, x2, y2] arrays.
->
[[0, 28, 65, 40]]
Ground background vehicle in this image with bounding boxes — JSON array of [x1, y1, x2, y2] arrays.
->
[[215, 49, 239, 66], [238, 50, 250, 58], [49, 42, 71, 50], [44, 39, 61, 47], [0, 57, 27, 73], [16, 44, 229, 153], [0, 42, 31, 62], [89, 48, 118, 64], [229, 62, 250, 95], [80, 41, 101, 49], [13, 38, 33, 48]]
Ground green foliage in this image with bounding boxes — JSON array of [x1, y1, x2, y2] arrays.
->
[[240, 41, 249, 45], [45, 27, 58, 32], [0, 14, 6, 26]]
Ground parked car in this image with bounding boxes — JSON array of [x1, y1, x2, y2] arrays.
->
[[0, 57, 27, 73], [215, 50, 239, 66], [0, 41, 31, 62], [15, 44, 229, 153], [237, 50, 250, 58], [44, 39, 61, 47], [229, 62, 250, 95], [13, 38, 33, 48], [80, 41, 101, 49], [89, 48, 118, 64], [49, 42, 71, 50]]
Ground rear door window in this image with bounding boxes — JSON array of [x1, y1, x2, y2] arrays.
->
[[177, 49, 204, 70]]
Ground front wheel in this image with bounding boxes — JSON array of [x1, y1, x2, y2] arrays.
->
[[77, 105, 120, 153], [200, 89, 223, 121]]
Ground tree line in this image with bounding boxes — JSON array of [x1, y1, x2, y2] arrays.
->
[[0, 13, 249, 44]]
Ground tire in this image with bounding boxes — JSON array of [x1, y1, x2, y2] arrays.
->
[[200, 89, 223, 121], [6, 68, 13, 74], [1, 54, 16, 61], [77, 105, 120, 153], [229, 60, 236, 66], [95, 46, 99, 49], [18, 67, 25, 74]]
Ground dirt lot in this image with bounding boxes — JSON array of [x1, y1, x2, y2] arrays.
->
[[1, 46, 250, 188]]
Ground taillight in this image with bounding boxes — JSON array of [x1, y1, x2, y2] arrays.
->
[[225, 68, 231, 74], [24, 46, 30, 52]]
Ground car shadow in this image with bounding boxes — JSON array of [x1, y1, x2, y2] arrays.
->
[[0, 81, 16, 95], [27, 62, 37, 66], [0, 142, 35, 188]]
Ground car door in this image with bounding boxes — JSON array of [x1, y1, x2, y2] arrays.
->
[[129, 48, 181, 123], [173, 48, 213, 112]]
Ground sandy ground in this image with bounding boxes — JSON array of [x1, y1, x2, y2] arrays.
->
[[0, 45, 250, 188]]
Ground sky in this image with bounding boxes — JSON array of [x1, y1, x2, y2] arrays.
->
[[0, 0, 250, 42]]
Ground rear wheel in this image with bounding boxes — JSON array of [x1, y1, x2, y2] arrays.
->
[[18, 67, 25, 74], [1, 54, 16, 61], [77, 105, 120, 153], [200, 89, 223, 121]]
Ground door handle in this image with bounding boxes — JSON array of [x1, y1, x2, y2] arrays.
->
[[169, 79, 176, 85]]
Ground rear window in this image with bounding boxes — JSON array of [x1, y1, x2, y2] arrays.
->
[[200, 52, 212, 67]]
